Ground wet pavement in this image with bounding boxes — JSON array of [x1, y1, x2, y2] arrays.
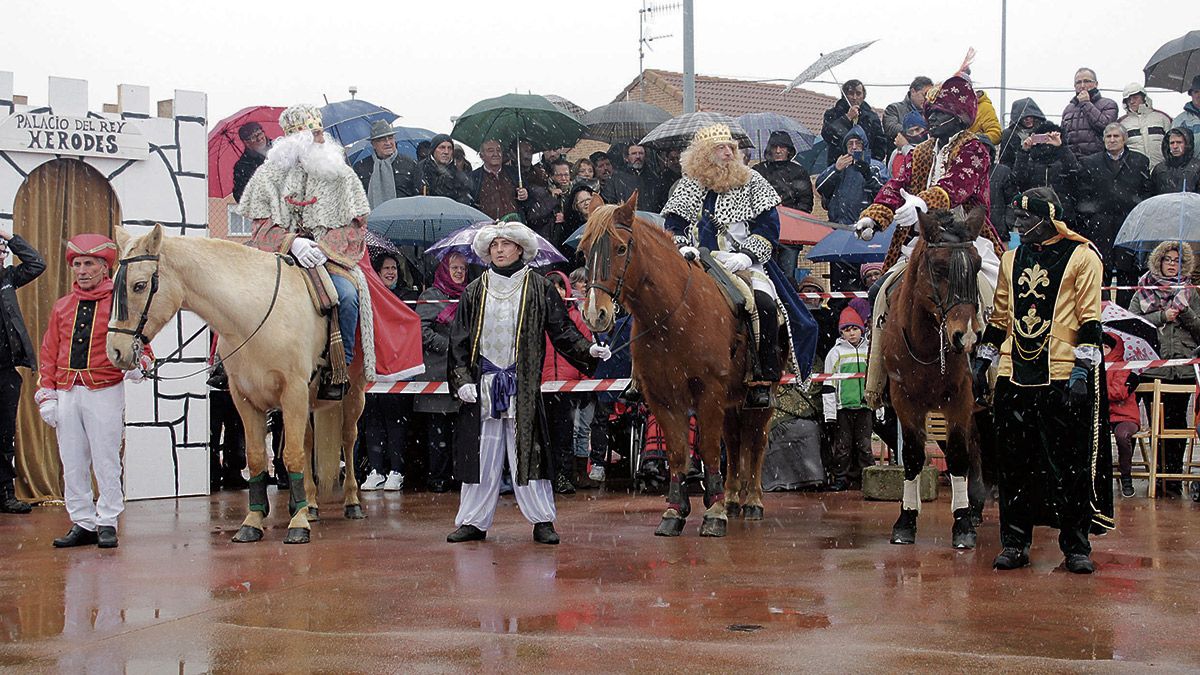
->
[[2, 486, 1198, 672]]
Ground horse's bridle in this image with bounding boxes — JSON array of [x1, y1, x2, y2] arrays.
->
[[109, 253, 160, 349], [903, 240, 980, 374], [109, 252, 285, 381]]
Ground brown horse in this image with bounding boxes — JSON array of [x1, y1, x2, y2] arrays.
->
[[880, 207, 986, 549], [577, 193, 774, 537], [106, 224, 367, 545]]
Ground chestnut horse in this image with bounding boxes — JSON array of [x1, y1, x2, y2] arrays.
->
[[880, 207, 986, 549], [106, 224, 367, 545], [578, 193, 774, 537]]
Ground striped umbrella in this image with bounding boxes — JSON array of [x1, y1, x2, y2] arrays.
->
[[640, 112, 753, 150]]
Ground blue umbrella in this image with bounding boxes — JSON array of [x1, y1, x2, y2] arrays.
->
[[805, 226, 894, 264], [795, 139, 828, 174], [738, 112, 816, 162], [343, 125, 437, 166], [366, 196, 489, 247], [320, 99, 398, 147], [563, 211, 666, 249]]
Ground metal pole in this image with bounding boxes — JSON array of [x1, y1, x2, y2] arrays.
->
[[639, 1, 646, 102], [682, 0, 695, 113], [999, 0, 1008, 127]]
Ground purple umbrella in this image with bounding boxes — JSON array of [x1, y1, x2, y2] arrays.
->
[[425, 221, 568, 268]]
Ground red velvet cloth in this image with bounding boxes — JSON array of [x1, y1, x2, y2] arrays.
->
[[358, 251, 424, 379]]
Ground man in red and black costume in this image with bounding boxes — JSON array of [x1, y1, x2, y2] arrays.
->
[[36, 234, 151, 549], [853, 72, 1007, 409]]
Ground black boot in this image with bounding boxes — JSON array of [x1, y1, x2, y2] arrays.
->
[[745, 291, 780, 410], [317, 377, 346, 401], [53, 525, 98, 548], [1, 486, 31, 514], [745, 385, 772, 409], [447, 524, 487, 543], [97, 526, 118, 549], [1064, 553, 1095, 574], [533, 521, 560, 545], [993, 547, 1030, 570]]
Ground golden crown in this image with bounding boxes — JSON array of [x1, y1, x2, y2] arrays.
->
[[693, 123, 734, 145]]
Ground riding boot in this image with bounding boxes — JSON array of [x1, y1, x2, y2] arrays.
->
[[317, 370, 347, 401], [746, 291, 778, 409]]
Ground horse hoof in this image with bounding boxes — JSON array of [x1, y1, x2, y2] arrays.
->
[[344, 504, 366, 520], [699, 517, 727, 537], [308, 506, 320, 522], [283, 527, 311, 545], [952, 508, 977, 549], [231, 526, 263, 543], [654, 517, 686, 537], [726, 503, 742, 518], [742, 505, 764, 521], [969, 504, 984, 527], [891, 509, 918, 545]]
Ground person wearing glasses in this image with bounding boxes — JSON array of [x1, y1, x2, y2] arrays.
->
[[1061, 68, 1118, 160]]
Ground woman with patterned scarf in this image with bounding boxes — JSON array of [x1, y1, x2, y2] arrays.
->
[[1128, 240, 1200, 497], [414, 252, 470, 493]]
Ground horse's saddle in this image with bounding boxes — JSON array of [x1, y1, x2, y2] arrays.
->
[[298, 263, 340, 315], [697, 247, 760, 349]]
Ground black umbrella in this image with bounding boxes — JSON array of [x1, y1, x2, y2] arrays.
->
[[582, 101, 673, 144], [1144, 30, 1200, 92]]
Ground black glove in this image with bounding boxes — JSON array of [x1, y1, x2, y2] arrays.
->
[[1125, 372, 1140, 395], [970, 357, 991, 404], [1068, 360, 1090, 409]]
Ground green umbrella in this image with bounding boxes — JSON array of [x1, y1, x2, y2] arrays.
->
[[451, 93, 587, 185]]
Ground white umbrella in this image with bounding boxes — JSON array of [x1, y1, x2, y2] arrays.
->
[[784, 40, 878, 93]]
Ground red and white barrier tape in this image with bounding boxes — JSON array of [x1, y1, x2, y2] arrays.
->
[[367, 358, 1200, 395]]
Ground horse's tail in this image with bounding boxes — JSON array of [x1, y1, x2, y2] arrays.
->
[[313, 407, 344, 502]]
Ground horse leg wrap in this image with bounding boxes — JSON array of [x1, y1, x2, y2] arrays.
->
[[902, 478, 922, 512], [247, 472, 269, 514], [950, 475, 969, 512], [667, 474, 690, 518], [703, 471, 725, 508], [289, 472, 308, 513]]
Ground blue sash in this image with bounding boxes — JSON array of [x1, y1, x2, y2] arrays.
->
[[481, 357, 517, 419]]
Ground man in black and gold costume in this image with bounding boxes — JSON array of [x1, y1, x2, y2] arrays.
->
[[972, 187, 1114, 574]]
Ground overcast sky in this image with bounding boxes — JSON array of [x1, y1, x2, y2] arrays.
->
[[3, 0, 1192, 142]]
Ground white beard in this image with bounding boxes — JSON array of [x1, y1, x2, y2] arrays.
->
[[266, 131, 348, 180]]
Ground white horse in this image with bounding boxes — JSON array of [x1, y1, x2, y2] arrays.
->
[[107, 224, 367, 544]]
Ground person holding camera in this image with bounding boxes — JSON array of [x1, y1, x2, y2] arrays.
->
[[814, 126, 886, 225], [1011, 121, 1079, 222]]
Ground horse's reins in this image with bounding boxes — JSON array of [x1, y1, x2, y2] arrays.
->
[[586, 221, 693, 357], [903, 240, 980, 375], [111, 253, 285, 381]]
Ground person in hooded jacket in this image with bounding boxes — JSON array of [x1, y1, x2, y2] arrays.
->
[[1119, 83, 1174, 169], [886, 111, 928, 179], [1151, 127, 1200, 195], [752, 131, 814, 212], [1128, 240, 1200, 497], [1172, 75, 1200, 136], [821, 80, 887, 165], [1012, 121, 1079, 221], [1061, 68, 1119, 159], [419, 134, 473, 204], [815, 126, 886, 224], [1102, 332, 1140, 498], [997, 98, 1047, 168]]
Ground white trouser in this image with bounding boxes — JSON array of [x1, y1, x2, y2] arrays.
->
[[56, 384, 125, 530], [455, 417, 556, 531]]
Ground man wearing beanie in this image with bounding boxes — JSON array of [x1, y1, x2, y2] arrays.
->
[[446, 215, 609, 545], [973, 187, 1114, 573], [822, 306, 871, 491], [887, 110, 928, 179], [752, 130, 813, 213], [37, 235, 151, 548], [419, 133, 473, 204]]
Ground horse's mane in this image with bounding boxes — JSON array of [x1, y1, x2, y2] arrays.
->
[[579, 204, 674, 252]]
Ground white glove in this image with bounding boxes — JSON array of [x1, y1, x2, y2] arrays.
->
[[892, 189, 928, 228], [35, 388, 58, 428], [854, 217, 878, 241], [589, 343, 612, 361], [289, 238, 327, 269], [713, 251, 753, 273], [678, 246, 700, 261], [456, 383, 478, 404]]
